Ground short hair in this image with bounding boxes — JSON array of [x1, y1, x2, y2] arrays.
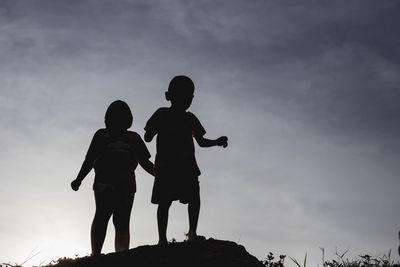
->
[[168, 75, 195, 95], [104, 100, 133, 130]]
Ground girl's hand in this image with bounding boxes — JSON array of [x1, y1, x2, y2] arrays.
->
[[71, 179, 81, 191], [217, 136, 228, 148]]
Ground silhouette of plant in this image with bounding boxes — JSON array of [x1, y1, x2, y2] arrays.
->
[[321, 249, 400, 267], [290, 253, 307, 267], [263, 249, 400, 267], [262, 252, 286, 267]]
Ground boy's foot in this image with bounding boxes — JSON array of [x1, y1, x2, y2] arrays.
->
[[157, 239, 168, 246], [185, 232, 206, 242]]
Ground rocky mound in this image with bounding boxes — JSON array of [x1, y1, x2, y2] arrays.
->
[[47, 238, 264, 267]]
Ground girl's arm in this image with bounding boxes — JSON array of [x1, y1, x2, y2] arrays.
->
[[71, 159, 93, 191], [71, 130, 101, 191]]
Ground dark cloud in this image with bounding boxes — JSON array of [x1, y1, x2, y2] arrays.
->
[[177, 1, 400, 151]]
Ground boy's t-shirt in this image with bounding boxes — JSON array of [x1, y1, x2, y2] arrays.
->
[[85, 128, 151, 193], [145, 107, 206, 176]]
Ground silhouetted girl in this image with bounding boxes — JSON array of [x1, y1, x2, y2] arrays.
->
[[71, 100, 154, 256]]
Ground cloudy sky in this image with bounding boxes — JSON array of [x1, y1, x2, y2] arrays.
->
[[1, 1, 399, 266]]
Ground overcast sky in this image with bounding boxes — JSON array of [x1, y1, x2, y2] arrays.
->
[[1, 1, 399, 266]]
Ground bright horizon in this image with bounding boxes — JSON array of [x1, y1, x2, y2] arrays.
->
[[1, 1, 399, 266]]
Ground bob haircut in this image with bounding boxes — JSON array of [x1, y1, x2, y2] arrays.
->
[[104, 100, 133, 131]]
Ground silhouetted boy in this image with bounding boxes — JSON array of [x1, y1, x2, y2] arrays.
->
[[144, 75, 228, 244], [71, 100, 154, 256]]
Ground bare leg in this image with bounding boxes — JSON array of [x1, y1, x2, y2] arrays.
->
[[187, 194, 200, 240], [113, 194, 134, 252], [114, 226, 130, 252], [91, 190, 114, 256], [157, 201, 172, 245], [91, 209, 112, 256]]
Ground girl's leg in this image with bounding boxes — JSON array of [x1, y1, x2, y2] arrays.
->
[[157, 201, 172, 245], [112, 193, 134, 252], [91, 191, 113, 256]]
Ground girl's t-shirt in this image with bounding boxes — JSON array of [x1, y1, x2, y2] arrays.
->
[[85, 128, 151, 193]]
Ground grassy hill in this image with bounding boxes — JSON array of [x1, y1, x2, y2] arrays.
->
[[3, 238, 399, 267], [45, 238, 264, 267]]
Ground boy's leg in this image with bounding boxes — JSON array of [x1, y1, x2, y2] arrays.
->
[[112, 193, 134, 252], [157, 201, 172, 245], [91, 192, 113, 256], [187, 193, 200, 240], [187, 179, 201, 240]]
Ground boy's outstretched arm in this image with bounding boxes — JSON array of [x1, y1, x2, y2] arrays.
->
[[71, 159, 92, 191], [195, 135, 228, 148], [139, 158, 155, 176]]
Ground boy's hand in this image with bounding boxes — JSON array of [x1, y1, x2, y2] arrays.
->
[[217, 136, 228, 148], [71, 179, 81, 191]]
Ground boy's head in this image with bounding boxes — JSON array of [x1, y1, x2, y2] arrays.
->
[[165, 75, 194, 111], [105, 100, 133, 131]]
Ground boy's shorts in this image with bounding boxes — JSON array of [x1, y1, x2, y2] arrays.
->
[[151, 171, 200, 204]]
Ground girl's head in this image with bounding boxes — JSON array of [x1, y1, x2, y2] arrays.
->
[[105, 100, 133, 131]]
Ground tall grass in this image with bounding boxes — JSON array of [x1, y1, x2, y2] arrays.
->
[[263, 250, 400, 267]]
